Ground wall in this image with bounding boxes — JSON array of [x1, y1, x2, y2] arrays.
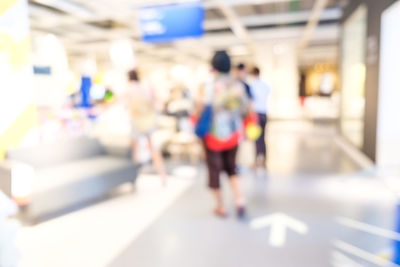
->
[[376, 1, 400, 166], [341, 0, 398, 162]]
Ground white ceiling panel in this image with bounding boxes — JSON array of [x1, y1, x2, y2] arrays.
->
[[27, 0, 345, 65]]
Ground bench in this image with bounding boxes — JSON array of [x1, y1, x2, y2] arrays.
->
[[0, 137, 138, 221]]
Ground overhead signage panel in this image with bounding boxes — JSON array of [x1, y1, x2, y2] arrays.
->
[[140, 2, 204, 43]]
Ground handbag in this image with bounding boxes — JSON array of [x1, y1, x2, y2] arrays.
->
[[195, 105, 213, 138], [244, 112, 262, 141]]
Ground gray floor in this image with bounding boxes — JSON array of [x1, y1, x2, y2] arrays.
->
[[108, 121, 397, 267]]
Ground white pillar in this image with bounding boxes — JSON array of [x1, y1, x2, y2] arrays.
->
[[0, 0, 37, 158], [254, 42, 300, 119], [31, 33, 70, 108]]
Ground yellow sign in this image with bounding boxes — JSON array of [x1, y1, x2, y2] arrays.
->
[[0, 105, 38, 159], [0, 0, 37, 161], [0, 34, 30, 70], [0, 0, 18, 16]]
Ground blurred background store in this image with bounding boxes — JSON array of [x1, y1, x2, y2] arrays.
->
[[1, 0, 400, 266]]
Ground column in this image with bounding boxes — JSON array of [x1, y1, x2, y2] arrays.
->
[[0, 0, 37, 159]]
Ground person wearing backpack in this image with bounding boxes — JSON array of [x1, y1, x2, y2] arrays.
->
[[197, 51, 249, 218]]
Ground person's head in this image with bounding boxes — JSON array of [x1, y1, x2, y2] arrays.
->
[[211, 51, 231, 74], [250, 66, 260, 78], [235, 63, 247, 80], [128, 69, 139, 82]]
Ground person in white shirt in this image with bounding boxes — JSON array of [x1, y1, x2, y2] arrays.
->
[[250, 67, 271, 168]]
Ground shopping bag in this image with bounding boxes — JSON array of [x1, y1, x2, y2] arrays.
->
[[195, 105, 213, 138], [244, 112, 262, 141]]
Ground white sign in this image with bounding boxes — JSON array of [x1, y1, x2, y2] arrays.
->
[[250, 213, 308, 247]]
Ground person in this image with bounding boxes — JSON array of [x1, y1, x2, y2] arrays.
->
[[249, 66, 271, 169], [125, 69, 167, 186], [299, 72, 306, 106], [235, 63, 253, 100], [198, 51, 248, 218]]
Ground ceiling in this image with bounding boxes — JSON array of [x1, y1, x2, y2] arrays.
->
[[28, 0, 349, 67]]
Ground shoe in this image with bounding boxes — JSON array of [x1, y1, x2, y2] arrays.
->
[[236, 205, 246, 219]]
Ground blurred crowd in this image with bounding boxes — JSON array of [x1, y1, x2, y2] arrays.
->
[[108, 50, 272, 218]]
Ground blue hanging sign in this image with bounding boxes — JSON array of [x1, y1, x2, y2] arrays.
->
[[140, 2, 205, 43]]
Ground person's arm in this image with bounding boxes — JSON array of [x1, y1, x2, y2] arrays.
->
[[194, 82, 208, 117], [245, 83, 255, 116], [244, 82, 253, 100]]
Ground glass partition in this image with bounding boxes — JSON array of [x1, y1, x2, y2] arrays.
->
[[340, 5, 367, 148]]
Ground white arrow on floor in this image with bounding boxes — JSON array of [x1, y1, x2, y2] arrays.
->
[[250, 213, 309, 247]]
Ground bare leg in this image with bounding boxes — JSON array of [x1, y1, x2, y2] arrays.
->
[[228, 175, 245, 207], [229, 175, 246, 217], [130, 139, 139, 190], [147, 136, 167, 186], [131, 139, 138, 164], [212, 189, 226, 216]]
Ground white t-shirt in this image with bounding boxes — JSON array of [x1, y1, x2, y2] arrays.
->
[[250, 78, 271, 114]]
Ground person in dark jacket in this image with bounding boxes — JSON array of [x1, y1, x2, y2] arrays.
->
[[235, 63, 253, 100]]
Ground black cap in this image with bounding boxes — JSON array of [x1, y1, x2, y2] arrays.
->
[[211, 51, 231, 73]]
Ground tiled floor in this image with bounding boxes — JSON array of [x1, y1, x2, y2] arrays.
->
[[109, 122, 398, 267], [17, 121, 399, 267], [16, 175, 193, 267]]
